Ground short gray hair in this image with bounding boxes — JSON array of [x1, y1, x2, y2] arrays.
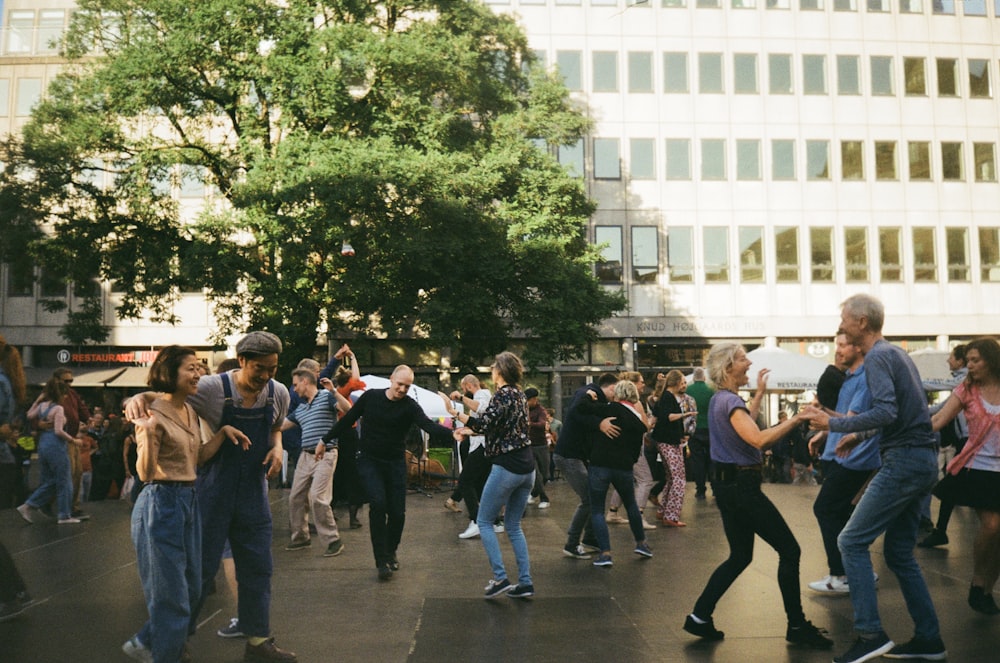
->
[[841, 293, 884, 332], [692, 367, 706, 381], [613, 380, 640, 403], [705, 342, 744, 388]]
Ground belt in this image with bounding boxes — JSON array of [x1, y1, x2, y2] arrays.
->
[[149, 480, 195, 487], [713, 463, 762, 483], [302, 445, 336, 454]]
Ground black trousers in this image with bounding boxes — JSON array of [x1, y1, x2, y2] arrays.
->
[[687, 429, 711, 494], [813, 460, 872, 577], [458, 446, 491, 522]]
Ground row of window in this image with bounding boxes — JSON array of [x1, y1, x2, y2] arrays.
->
[[493, 0, 1000, 16], [596, 225, 1000, 285], [545, 50, 1000, 100], [1, 9, 68, 56], [563, 137, 997, 183]]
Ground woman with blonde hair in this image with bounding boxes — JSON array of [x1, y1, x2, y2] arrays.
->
[[650, 370, 697, 527]]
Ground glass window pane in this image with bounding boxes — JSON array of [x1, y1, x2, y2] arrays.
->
[[835, 0, 858, 8], [37, 10, 66, 54], [6, 12, 35, 54], [837, 55, 860, 95], [974, 142, 996, 182], [933, 0, 955, 13], [701, 139, 726, 180], [810, 227, 834, 282], [900, 0, 922, 12], [908, 141, 931, 180], [979, 227, 1000, 281], [871, 56, 894, 96], [769, 54, 793, 94], [868, 0, 890, 10], [964, 0, 986, 14], [969, 59, 991, 99], [698, 0, 721, 5], [937, 58, 958, 97], [946, 227, 969, 282], [739, 226, 764, 282], [556, 51, 583, 91], [15, 79, 42, 116], [6, 259, 34, 297], [593, 138, 621, 179], [904, 57, 926, 96], [842, 141, 864, 180], [595, 226, 623, 283], [630, 138, 656, 179], [734, 54, 758, 94], [942, 142, 964, 181], [880, 228, 902, 282], [178, 165, 205, 198], [803, 55, 827, 94], [806, 140, 830, 180], [628, 52, 654, 93], [736, 139, 761, 180], [734, 0, 757, 7], [593, 52, 618, 92], [668, 226, 694, 282], [875, 141, 897, 180], [559, 140, 585, 177], [704, 227, 730, 282], [772, 139, 796, 180], [666, 139, 691, 180], [0, 80, 9, 117], [39, 268, 67, 298], [663, 0, 688, 5], [699, 53, 724, 93], [768, 0, 791, 8], [775, 226, 800, 281], [664, 52, 689, 93], [632, 227, 659, 283], [801, 0, 824, 8], [912, 227, 937, 282], [845, 227, 869, 282]]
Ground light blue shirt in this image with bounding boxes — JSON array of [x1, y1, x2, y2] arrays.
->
[[821, 364, 881, 472]]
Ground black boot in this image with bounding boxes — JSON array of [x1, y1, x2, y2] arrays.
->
[[969, 585, 1000, 615]]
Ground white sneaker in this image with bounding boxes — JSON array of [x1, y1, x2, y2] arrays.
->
[[57, 517, 82, 524], [642, 519, 657, 531], [526, 496, 538, 505], [493, 523, 505, 533], [122, 636, 154, 663], [459, 521, 480, 539], [537, 501, 550, 509], [606, 510, 627, 524], [16, 504, 36, 524], [808, 575, 850, 594]]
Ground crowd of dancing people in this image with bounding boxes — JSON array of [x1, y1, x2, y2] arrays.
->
[[3, 292, 1000, 663]]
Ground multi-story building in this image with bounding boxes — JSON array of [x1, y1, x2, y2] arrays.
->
[[2, 1, 998, 408]]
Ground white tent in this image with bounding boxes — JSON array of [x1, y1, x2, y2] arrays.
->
[[358, 374, 452, 421], [745, 347, 829, 391], [908, 348, 952, 384]]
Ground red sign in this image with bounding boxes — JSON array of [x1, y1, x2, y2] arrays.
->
[[70, 350, 158, 364]]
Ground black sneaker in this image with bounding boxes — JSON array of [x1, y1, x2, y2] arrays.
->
[[580, 538, 601, 552], [562, 544, 592, 559], [323, 539, 344, 557], [284, 539, 311, 551], [388, 555, 400, 571], [969, 585, 1000, 615], [217, 617, 245, 638], [507, 583, 534, 599], [833, 633, 894, 663], [918, 528, 949, 548], [883, 636, 947, 660], [71, 510, 91, 521], [377, 564, 393, 581], [786, 620, 833, 650], [683, 614, 724, 641], [484, 578, 512, 599]]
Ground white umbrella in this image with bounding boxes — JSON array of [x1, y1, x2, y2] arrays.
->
[[908, 348, 952, 384], [358, 374, 452, 420], [745, 347, 829, 391]]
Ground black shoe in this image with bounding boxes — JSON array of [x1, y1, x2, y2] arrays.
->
[[389, 555, 399, 571], [918, 528, 949, 548], [969, 585, 1000, 615], [323, 539, 344, 557], [883, 636, 947, 660], [683, 614, 724, 641], [71, 510, 91, 521], [243, 637, 297, 662], [349, 520, 362, 529], [484, 578, 512, 599], [377, 564, 393, 581], [695, 490, 707, 500], [786, 620, 833, 650], [507, 583, 534, 599], [833, 633, 894, 663]]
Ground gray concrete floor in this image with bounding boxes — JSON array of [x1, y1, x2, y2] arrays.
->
[[1, 477, 997, 662]]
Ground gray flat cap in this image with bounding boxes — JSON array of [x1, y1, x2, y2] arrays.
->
[[235, 331, 283, 356]]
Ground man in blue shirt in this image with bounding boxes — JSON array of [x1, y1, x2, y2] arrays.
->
[[807, 333, 881, 595], [802, 295, 944, 663]]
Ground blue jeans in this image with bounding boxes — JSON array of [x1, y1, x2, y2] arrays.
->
[[588, 465, 645, 553], [25, 433, 72, 519], [838, 446, 941, 639], [477, 464, 534, 586], [357, 453, 408, 568], [553, 454, 594, 547], [132, 484, 201, 663]]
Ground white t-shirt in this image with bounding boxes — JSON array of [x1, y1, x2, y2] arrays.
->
[[467, 388, 492, 452]]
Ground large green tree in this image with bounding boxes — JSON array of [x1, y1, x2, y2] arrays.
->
[[0, 0, 624, 369]]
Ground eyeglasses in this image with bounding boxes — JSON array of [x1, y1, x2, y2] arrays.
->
[[63, 378, 74, 384]]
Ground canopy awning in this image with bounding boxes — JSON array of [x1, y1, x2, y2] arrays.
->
[[105, 366, 153, 389], [24, 367, 126, 387]]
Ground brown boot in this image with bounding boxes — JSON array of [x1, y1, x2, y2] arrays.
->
[[244, 638, 297, 662]]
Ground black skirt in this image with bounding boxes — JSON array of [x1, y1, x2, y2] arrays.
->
[[933, 467, 1000, 511]]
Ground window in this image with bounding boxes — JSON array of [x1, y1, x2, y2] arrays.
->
[[775, 227, 800, 281], [632, 227, 659, 283], [871, 56, 894, 96], [6, 11, 34, 54], [946, 227, 970, 282], [844, 227, 869, 282], [879, 228, 902, 282], [556, 51, 583, 91], [628, 52, 654, 93], [801, 0, 823, 8], [704, 227, 730, 282], [665, 139, 691, 180], [908, 141, 931, 180], [772, 139, 796, 179], [769, 54, 793, 94], [979, 228, 1000, 281], [593, 138, 621, 179], [937, 58, 958, 97], [0, 80, 8, 116], [806, 140, 830, 180], [768, 0, 792, 8], [941, 142, 964, 181], [734, 54, 758, 94], [810, 227, 834, 282], [663, 0, 687, 5], [663, 53, 688, 93], [912, 227, 937, 282], [904, 57, 926, 96], [37, 10, 66, 53], [15, 79, 42, 116], [5, 260, 34, 297], [969, 59, 991, 99], [974, 142, 996, 182], [841, 141, 864, 180], [933, 0, 955, 13], [899, 0, 922, 11], [593, 52, 618, 92], [733, 0, 757, 8], [558, 140, 584, 177], [39, 268, 67, 298], [739, 227, 764, 282], [699, 53, 724, 93], [701, 139, 726, 180], [698, 0, 721, 5], [837, 55, 860, 95], [630, 138, 656, 179], [595, 226, 623, 284], [736, 139, 761, 180], [803, 55, 827, 94], [178, 165, 206, 198], [834, 0, 858, 8], [964, 0, 987, 14], [875, 141, 897, 180], [668, 226, 694, 282], [868, 0, 889, 10]]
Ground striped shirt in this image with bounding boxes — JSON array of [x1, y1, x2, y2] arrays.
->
[[287, 389, 339, 449]]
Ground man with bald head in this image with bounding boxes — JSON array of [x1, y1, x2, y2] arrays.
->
[[324, 365, 453, 580]]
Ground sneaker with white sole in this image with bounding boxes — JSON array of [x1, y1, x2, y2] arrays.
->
[[459, 521, 480, 539], [833, 633, 894, 663], [217, 617, 245, 638], [122, 636, 154, 663], [16, 504, 37, 524], [537, 501, 550, 509], [809, 575, 850, 594], [493, 522, 504, 533], [883, 636, 947, 660], [526, 496, 538, 505], [484, 578, 512, 599], [606, 510, 627, 524], [562, 544, 592, 559], [507, 583, 534, 599], [57, 517, 82, 524]]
